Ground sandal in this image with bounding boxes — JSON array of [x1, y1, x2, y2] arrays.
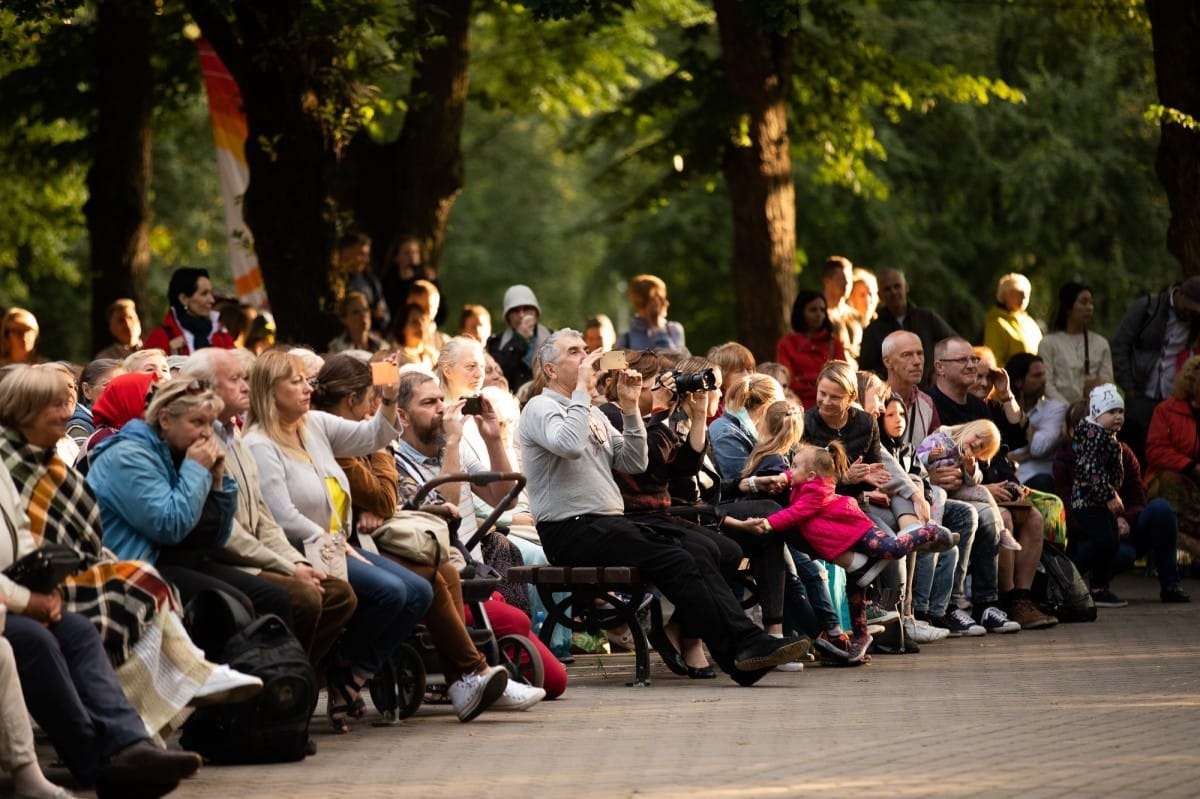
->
[[325, 666, 367, 733]]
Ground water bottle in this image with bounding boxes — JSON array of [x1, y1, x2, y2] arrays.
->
[[533, 610, 546, 636]]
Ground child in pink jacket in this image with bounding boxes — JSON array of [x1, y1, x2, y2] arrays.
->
[[725, 440, 956, 661]]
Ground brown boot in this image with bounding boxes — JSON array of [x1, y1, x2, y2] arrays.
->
[[1007, 597, 1058, 630]]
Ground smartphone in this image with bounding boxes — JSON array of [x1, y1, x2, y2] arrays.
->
[[599, 350, 627, 371], [462, 395, 484, 415], [370, 361, 400, 386]]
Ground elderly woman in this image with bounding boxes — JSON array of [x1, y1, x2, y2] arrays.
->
[[0, 309, 43, 368], [984, 273, 1042, 367], [616, 274, 687, 353], [1145, 355, 1200, 559], [0, 365, 257, 737], [1037, 282, 1114, 407], [65, 358, 123, 448], [123, 348, 171, 382], [242, 351, 448, 730], [145, 267, 235, 356]]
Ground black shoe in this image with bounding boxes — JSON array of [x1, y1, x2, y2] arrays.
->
[[97, 740, 201, 799], [647, 626, 688, 676], [686, 665, 717, 679], [733, 635, 810, 671], [728, 665, 772, 686], [1162, 585, 1191, 603]]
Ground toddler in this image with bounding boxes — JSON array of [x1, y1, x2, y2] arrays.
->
[[1070, 383, 1127, 607], [916, 420, 1023, 552], [724, 441, 957, 663]]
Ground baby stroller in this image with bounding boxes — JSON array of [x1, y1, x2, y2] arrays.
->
[[368, 471, 544, 721]]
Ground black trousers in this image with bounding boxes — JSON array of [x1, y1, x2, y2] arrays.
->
[[157, 555, 296, 630], [539, 514, 765, 670]]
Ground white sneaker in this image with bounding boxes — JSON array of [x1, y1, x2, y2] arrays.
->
[[903, 616, 950, 644], [999, 529, 1023, 551], [191, 664, 263, 706], [448, 665, 508, 722], [492, 679, 546, 711], [979, 605, 1021, 634], [774, 660, 805, 672]]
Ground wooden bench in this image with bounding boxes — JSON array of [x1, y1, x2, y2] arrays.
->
[[506, 565, 663, 686]]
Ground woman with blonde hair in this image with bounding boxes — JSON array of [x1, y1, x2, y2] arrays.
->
[[708, 372, 784, 481], [742, 401, 805, 482], [984, 272, 1042, 367], [122, 347, 170, 383]]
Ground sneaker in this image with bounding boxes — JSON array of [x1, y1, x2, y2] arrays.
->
[[864, 604, 900, 626], [1007, 597, 1058, 629], [733, 635, 810, 671], [1090, 588, 1128, 608], [491, 680, 546, 712], [866, 624, 886, 636], [813, 630, 852, 662], [903, 616, 950, 643], [846, 632, 873, 663], [998, 528, 1023, 551], [914, 527, 960, 553], [448, 665, 508, 722], [932, 608, 986, 637], [774, 660, 805, 672], [191, 664, 263, 706], [978, 605, 1021, 633], [1161, 585, 1192, 603]]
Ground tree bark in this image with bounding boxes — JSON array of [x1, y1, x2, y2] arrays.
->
[[713, 0, 797, 362], [1147, 0, 1200, 275], [347, 0, 471, 274], [85, 0, 153, 354]]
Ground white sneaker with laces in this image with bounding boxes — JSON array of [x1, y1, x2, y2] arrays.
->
[[492, 679, 547, 711], [903, 616, 950, 644], [979, 605, 1021, 634], [191, 664, 263, 706], [448, 665, 508, 722]]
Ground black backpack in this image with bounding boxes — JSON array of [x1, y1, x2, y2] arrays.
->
[[1032, 540, 1097, 623], [181, 590, 317, 764]]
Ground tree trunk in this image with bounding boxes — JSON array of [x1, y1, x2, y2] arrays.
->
[[347, 0, 471, 272], [1147, 0, 1200, 275], [713, 0, 797, 362], [85, 0, 152, 354]]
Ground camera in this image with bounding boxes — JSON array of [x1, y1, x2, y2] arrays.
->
[[462, 396, 484, 415], [667, 368, 717, 394]]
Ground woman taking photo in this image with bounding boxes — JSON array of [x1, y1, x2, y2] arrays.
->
[[145, 267, 235, 356], [1037, 282, 1113, 407], [776, 289, 844, 409], [242, 350, 491, 728]]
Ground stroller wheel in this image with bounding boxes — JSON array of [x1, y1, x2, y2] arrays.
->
[[497, 634, 545, 688], [393, 643, 426, 719]]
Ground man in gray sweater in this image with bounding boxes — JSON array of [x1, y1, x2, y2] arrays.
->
[[519, 329, 807, 685]]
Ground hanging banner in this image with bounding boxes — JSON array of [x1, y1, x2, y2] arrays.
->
[[196, 39, 268, 308]]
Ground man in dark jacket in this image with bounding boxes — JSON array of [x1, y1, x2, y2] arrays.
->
[[859, 268, 958, 386]]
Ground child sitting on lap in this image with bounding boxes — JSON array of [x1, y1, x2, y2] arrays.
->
[[724, 441, 957, 663]]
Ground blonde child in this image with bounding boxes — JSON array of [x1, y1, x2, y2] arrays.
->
[[724, 441, 956, 662], [916, 420, 1022, 552]]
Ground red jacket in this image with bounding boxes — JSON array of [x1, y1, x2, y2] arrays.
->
[[766, 475, 874, 560], [144, 308, 235, 355], [776, 330, 845, 408], [1144, 396, 1200, 485]]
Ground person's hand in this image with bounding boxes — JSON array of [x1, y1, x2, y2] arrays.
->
[[423, 502, 459, 520], [1107, 494, 1125, 516], [294, 562, 326, 593], [186, 436, 222, 470], [985, 482, 1014, 502], [991, 368, 1011, 396], [682, 388, 709, 421], [912, 492, 932, 523], [577, 349, 605, 394], [615, 368, 643, 413], [1116, 517, 1131, 538], [517, 312, 537, 340], [511, 511, 536, 526], [23, 590, 62, 626], [928, 463, 963, 491], [475, 395, 502, 441], [928, 446, 946, 461], [378, 352, 401, 403], [358, 510, 385, 535], [722, 516, 767, 535], [443, 399, 466, 440], [210, 449, 226, 485]]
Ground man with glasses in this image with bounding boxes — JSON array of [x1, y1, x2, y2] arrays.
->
[[925, 337, 1021, 634]]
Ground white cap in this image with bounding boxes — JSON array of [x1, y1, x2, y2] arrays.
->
[[1088, 383, 1124, 423], [502, 285, 540, 318]]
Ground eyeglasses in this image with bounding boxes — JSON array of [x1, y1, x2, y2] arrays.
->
[[938, 356, 981, 365]]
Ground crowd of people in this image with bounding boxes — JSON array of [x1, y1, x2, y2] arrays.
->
[[1, 242, 1196, 797]]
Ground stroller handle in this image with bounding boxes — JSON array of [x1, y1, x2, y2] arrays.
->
[[407, 472, 528, 553]]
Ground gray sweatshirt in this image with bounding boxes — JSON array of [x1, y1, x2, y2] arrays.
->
[[519, 388, 648, 523]]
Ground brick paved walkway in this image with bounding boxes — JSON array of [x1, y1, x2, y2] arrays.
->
[[18, 572, 1200, 798]]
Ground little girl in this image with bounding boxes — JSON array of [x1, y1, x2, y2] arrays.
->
[[916, 420, 1022, 552], [724, 441, 957, 663]]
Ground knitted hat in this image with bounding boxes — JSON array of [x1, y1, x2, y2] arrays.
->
[[502, 285, 540, 318], [1088, 383, 1124, 422]]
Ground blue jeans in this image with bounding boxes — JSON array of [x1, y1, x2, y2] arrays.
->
[[7, 612, 147, 784], [343, 548, 434, 677], [913, 499, 975, 615], [958, 498, 999, 604], [1111, 499, 1181, 589]]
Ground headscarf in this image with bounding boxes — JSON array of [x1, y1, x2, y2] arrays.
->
[[91, 372, 156, 430]]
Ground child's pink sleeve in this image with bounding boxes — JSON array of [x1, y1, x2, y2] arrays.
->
[[766, 482, 822, 532]]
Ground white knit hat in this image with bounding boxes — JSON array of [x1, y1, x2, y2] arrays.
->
[[1088, 383, 1124, 422], [502, 284, 540, 318]]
